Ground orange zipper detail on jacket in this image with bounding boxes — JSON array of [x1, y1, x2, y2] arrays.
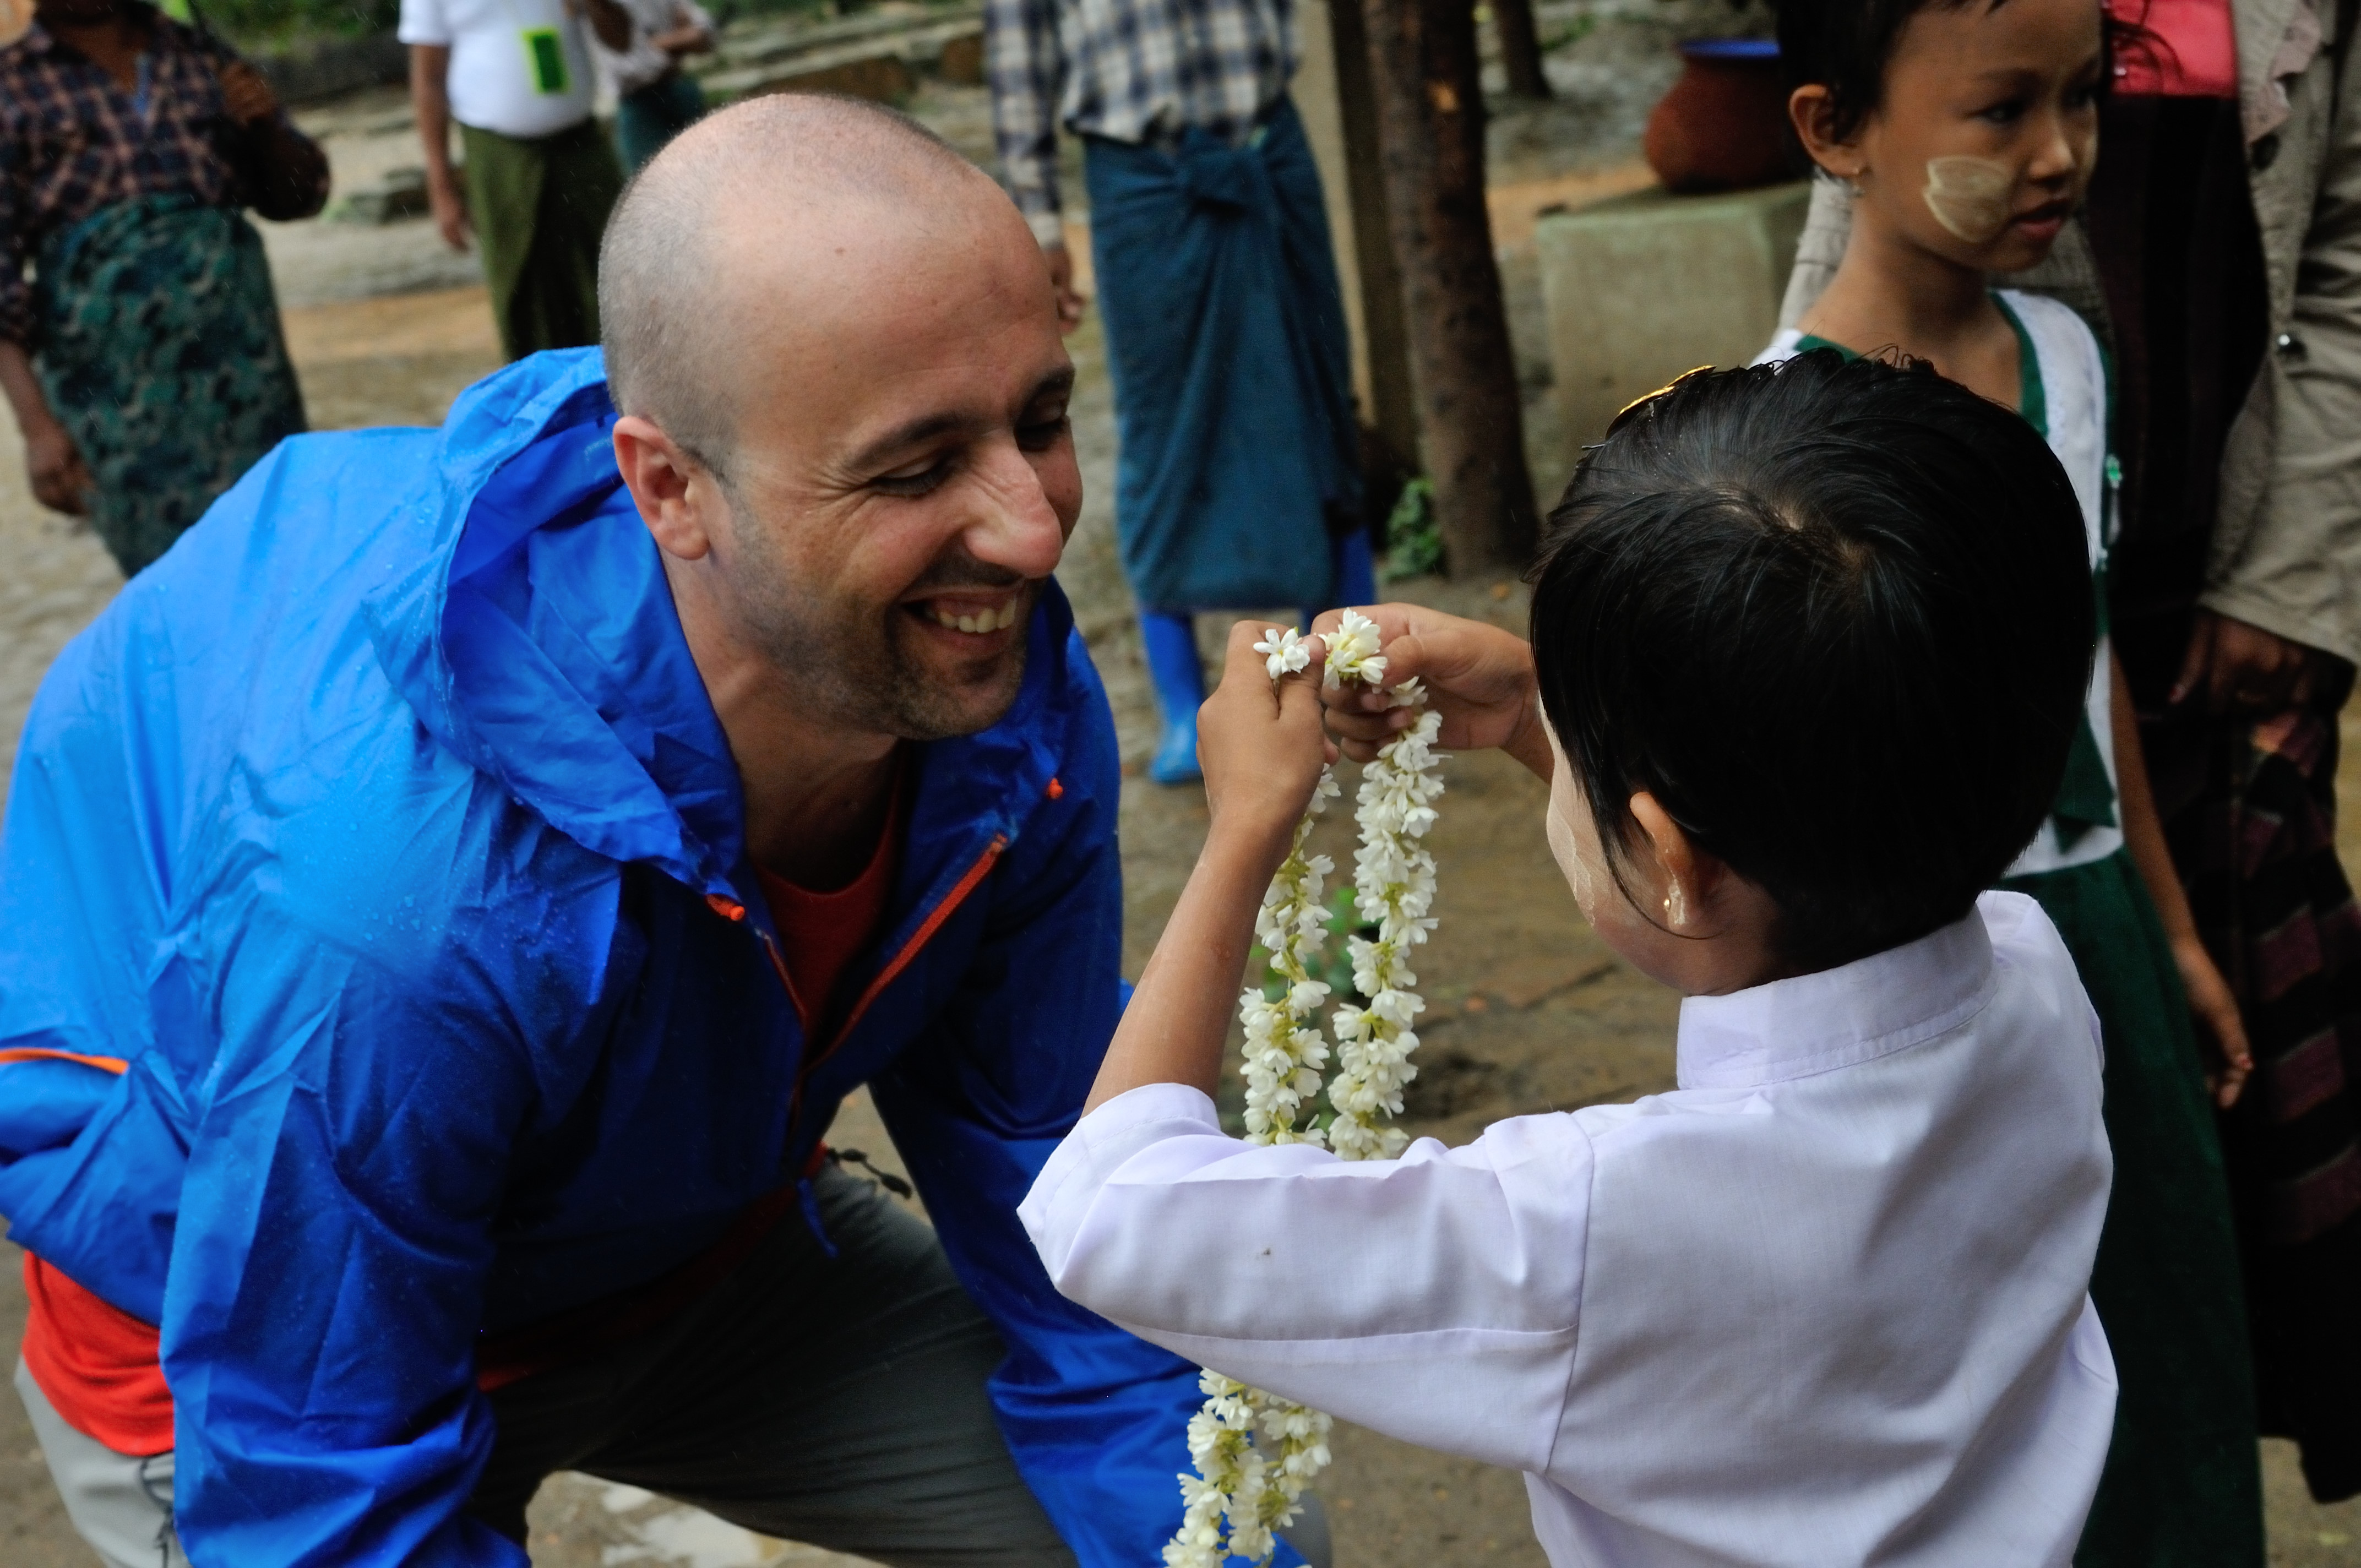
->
[[771, 832, 1008, 1129], [0, 1047, 129, 1075]]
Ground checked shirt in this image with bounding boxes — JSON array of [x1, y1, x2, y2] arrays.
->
[[984, 0, 1296, 234], [0, 6, 325, 345]]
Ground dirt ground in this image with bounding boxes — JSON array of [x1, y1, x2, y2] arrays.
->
[[7, 41, 2361, 1568]]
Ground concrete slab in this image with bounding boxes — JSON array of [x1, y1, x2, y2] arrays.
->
[[1536, 179, 1809, 452]]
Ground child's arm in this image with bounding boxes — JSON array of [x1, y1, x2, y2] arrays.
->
[[1028, 622, 1586, 1479], [1081, 620, 1334, 1115], [2110, 649, 2253, 1107], [1312, 605, 1551, 777]]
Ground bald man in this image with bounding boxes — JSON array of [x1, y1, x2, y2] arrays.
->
[[0, 96, 1324, 1568]]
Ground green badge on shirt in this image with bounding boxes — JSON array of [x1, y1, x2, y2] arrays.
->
[[523, 26, 569, 94]]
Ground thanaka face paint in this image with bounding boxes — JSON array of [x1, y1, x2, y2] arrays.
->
[[1921, 155, 2017, 244]]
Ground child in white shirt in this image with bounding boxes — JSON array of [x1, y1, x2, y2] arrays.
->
[[1021, 352, 2120, 1565]]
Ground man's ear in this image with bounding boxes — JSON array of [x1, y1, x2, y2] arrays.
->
[[1788, 84, 1864, 182], [1629, 791, 1724, 933], [613, 414, 718, 562]]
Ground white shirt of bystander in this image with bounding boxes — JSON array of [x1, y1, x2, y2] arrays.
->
[[1021, 891, 2120, 1567], [589, 0, 714, 100], [399, 0, 597, 139]]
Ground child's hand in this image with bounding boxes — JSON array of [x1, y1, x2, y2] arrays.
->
[[2172, 934, 2254, 1108], [1199, 620, 1335, 861], [1311, 605, 1550, 777]]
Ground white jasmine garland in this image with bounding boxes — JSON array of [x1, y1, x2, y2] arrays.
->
[[1168, 612, 1444, 1567]]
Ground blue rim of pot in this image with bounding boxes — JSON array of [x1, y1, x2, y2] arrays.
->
[[1677, 36, 1780, 59]]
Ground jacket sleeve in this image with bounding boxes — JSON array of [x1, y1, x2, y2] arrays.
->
[[190, 35, 330, 223], [866, 648, 1306, 1568], [0, 96, 34, 349], [983, 0, 1066, 239], [160, 827, 627, 1566], [2206, 0, 2361, 665]]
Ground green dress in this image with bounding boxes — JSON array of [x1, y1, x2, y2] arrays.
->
[[1769, 297, 2264, 1566]]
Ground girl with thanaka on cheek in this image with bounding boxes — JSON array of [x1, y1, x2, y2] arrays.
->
[[1024, 356, 2124, 1565], [1766, 0, 2266, 1557]]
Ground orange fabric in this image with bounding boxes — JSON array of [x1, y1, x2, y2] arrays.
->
[[19, 1254, 173, 1456], [0, 1046, 129, 1072], [755, 786, 905, 1031], [2109, 0, 2238, 97]]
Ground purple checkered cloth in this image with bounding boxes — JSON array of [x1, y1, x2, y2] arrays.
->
[[0, 7, 328, 345], [983, 0, 1295, 227]]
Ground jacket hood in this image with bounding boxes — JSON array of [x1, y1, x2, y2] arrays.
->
[[361, 347, 1076, 902]]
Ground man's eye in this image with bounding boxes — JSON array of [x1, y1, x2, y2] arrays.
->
[[875, 460, 953, 498], [1977, 97, 2026, 124], [1019, 413, 1071, 452]]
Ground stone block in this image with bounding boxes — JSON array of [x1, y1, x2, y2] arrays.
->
[[1537, 180, 1810, 452], [936, 29, 984, 84], [706, 46, 916, 106]]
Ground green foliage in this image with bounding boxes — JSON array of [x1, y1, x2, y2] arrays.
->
[[1543, 13, 1596, 48], [1248, 890, 1374, 1005], [193, 0, 399, 45], [1381, 476, 1441, 582]]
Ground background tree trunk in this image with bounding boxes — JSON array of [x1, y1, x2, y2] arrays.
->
[[1491, 0, 1553, 99], [1323, 0, 1422, 483], [1359, 0, 1538, 576]]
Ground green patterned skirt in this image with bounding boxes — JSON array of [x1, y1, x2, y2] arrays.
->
[[2004, 850, 2266, 1566], [33, 193, 307, 577]]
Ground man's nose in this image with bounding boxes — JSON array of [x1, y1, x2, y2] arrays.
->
[[962, 441, 1068, 580]]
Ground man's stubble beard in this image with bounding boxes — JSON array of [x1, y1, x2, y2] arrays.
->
[[725, 500, 1030, 743]]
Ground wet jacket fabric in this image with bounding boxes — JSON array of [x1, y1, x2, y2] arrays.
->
[[1778, 0, 2361, 665], [0, 348, 1236, 1566]]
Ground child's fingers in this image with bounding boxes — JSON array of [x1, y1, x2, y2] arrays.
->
[[1221, 619, 1282, 699], [1328, 705, 1419, 753], [1274, 650, 1328, 736]]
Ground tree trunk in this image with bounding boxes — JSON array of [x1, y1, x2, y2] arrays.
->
[[1359, 0, 1538, 576], [1323, 0, 1421, 478], [1491, 0, 1552, 99]]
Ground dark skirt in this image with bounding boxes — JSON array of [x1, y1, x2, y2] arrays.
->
[[2088, 92, 2361, 1502], [32, 193, 306, 578], [1083, 97, 1359, 612], [2003, 851, 2265, 1566], [459, 118, 622, 363]]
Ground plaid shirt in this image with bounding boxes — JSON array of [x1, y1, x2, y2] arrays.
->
[[984, 0, 1296, 233], [0, 7, 328, 346]]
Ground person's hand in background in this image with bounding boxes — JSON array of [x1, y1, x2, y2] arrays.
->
[[1044, 242, 1087, 334], [214, 58, 279, 124], [24, 418, 91, 516], [2173, 608, 2343, 714]]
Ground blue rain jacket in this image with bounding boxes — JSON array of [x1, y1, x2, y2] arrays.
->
[[0, 350, 1282, 1566]]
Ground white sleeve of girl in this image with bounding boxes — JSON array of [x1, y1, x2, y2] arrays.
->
[[1019, 1082, 1593, 1475]]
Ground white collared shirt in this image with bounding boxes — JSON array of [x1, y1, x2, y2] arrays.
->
[[1021, 892, 2118, 1566]]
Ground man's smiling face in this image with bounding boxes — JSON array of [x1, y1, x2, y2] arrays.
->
[[688, 186, 1081, 742]]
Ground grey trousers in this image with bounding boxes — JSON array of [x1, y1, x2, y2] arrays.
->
[[14, 1359, 186, 1568], [17, 1168, 1330, 1567]]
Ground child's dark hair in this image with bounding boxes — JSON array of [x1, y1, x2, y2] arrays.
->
[[1776, 0, 2131, 140], [1775, 0, 1995, 140], [1528, 352, 2092, 973]]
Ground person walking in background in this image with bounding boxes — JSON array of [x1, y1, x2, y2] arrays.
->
[[984, 0, 1370, 785], [1780, 0, 2361, 1512], [590, 0, 713, 173], [0, 0, 325, 578], [405, 0, 626, 360]]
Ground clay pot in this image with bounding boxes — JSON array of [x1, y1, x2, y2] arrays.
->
[[1643, 38, 1796, 195]]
